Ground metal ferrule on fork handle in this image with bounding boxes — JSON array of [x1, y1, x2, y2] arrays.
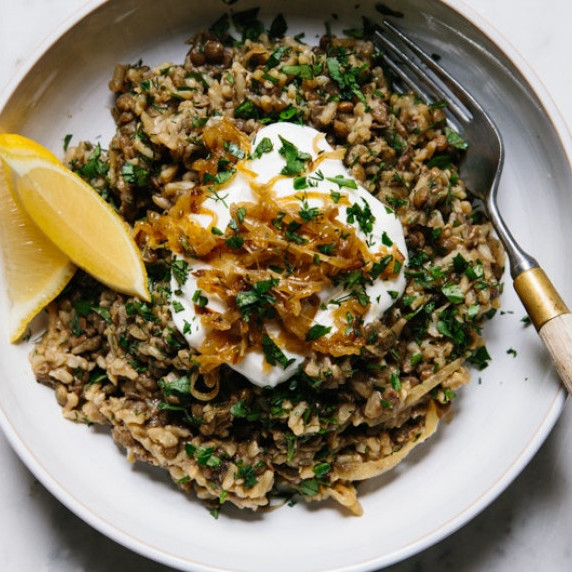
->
[[514, 267, 570, 330]]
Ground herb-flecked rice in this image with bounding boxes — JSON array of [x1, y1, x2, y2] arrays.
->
[[30, 12, 504, 516]]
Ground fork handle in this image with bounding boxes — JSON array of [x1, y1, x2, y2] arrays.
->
[[514, 267, 572, 394]]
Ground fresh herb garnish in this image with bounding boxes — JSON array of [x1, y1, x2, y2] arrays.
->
[[63, 133, 73, 152], [235, 278, 279, 322], [278, 136, 311, 176], [299, 478, 320, 496], [441, 283, 465, 304], [193, 446, 222, 467], [236, 462, 259, 488], [159, 375, 191, 396], [251, 136, 273, 159], [326, 56, 367, 103], [346, 198, 375, 234], [284, 221, 307, 244], [171, 259, 190, 286], [121, 163, 151, 187], [192, 289, 208, 308], [265, 46, 290, 70], [298, 200, 321, 222], [261, 333, 296, 369], [204, 168, 235, 186], [467, 345, 492, 370], [381, 231, 393, 247], [445, 127, 469, 150], [225, 235, 244, 249], [234, 99, 260, 119], [326, 174, 357, 189], [305, 324, 332, 341], [236, 206, 246, 224], [230, 399, 260, 421], [317, 243, 336, 256], [330, 190, 342, 203], [281, 64, 315, 79], [77, 144, 109, 180], [269, 13, 288, 39], [390, 372, 402, 391], [232, 7, 264, 42]]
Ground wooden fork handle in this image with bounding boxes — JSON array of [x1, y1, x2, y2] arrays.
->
[[514, 267, 572, 394]]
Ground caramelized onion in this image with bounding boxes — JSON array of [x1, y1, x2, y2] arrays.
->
[[136, 119, 405, 373]]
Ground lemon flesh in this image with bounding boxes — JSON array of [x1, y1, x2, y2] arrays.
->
[[0, 160, 76, 342], [0, 134, 150, 309]]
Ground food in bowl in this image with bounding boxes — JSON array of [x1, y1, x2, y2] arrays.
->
[[28, 11, 504, 515]]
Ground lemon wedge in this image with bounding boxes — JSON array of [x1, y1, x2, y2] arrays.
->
[[0, 134, 150, 318], [0, 160, 76, 342]]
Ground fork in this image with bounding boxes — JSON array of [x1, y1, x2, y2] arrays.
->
[[373, 20, 572, 394]]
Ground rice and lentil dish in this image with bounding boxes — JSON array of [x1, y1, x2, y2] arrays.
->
[[30, 12, 504, 516]]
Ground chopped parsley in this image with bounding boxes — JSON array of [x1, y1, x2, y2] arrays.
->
[[410, 353, 423, 367], [326, 174, 357, 189], [278, 136, 311, 176], [317, 243, 336, 255], [298, 200, 321, 222], [225, 141, 245, 160], [234, 99, 260, 119], [313, 462, 331, 477], [230, 399, 260, 421], [326, 56, 367, 103], [77, 143, 109, 180], [305, 324, 332, 341], [204, 168, 235, 186], [299, 478, 320, 496], [445, 127, 469, 150], [187, 445, 222, 468], [265, 46, 290, 70], [73, 299, 92, 317], [235, 278, 278, 322], [121, 162, 150, 187], [346, 198, 375, 235], [192, 289, 208, 308], [261, 333, 296, 369], [467, 345, 492, 370], [232, 7, 264, 42], [225, 235, 244, 249], [171, 259, 190, 286], [251, 136, 274, 159], [441, 283, 465, 304], [390, 372, 402, 391], [236, 206, 247, 223], [281, 64, 315, 79], [381, 231, 393, 247], [159, 375, 191, 396], [236, 462, 259, 488], [330, 190, 342, 203], [284, 221, 307, 244]]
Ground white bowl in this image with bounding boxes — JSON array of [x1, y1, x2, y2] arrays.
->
[[0, 1, 570, 571]]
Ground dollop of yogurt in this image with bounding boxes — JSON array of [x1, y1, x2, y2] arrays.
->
[[170, 122, 408, 388]]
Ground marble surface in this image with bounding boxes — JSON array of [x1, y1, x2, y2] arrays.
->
[[1, 0, 572, 570]]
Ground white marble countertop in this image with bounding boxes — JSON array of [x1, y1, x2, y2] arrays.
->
[[1, 0, 572, 570]]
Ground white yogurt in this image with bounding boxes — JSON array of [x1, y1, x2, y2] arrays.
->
[[170, 122, 408, 388]]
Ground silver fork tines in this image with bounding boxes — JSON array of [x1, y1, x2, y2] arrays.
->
[[371, 20, 572, 394], [374, 22, 472, 126], [373, 20, 520, 270]]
